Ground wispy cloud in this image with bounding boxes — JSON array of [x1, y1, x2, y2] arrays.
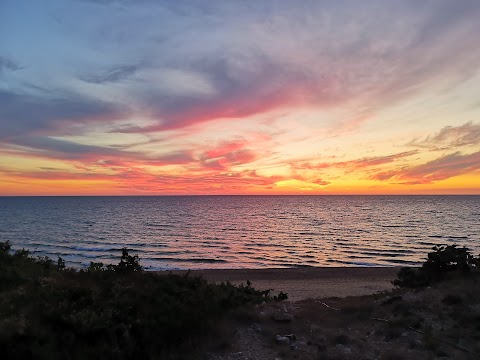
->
[[1, 1, 480, 194], [371, 151, 480, 184], [408, 122, 480, 150], [7, 1, 480, 135], [0, 56, 22, 74], [291, 150, 419, 171], [0, 164, 288, 194], [196, 138, 266, 171], [80, 65, 138, 84], [0, 89, 124, 139], [11, 136, 133, 160]]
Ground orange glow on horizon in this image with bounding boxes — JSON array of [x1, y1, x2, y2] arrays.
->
[[1, 168, 479, 196], [2, 2, 480, 196]]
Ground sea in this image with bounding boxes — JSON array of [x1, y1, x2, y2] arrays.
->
[[0, 195, 478, 270]]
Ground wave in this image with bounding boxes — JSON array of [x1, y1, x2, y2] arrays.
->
[[144, 222, 176, 228], [3, 195, 479, 270], [69, 245, 122, 252], [178, 258, 228, 263], [326, 259, 378, 266], [379, 258, 421, 265]]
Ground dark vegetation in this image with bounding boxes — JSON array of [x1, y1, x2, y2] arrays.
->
[[393, 244, 480, 288], [2, 242, 479, 359], [0, 241, 283, 359], [208, 245, 480, 359]]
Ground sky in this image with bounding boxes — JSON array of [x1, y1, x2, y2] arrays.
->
[[1, 0, 480, 195]]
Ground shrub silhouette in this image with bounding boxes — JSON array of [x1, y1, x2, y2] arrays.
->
[[0, 240, 11, 252], [57, 256, 66, 270], [0, 241, 283, 359], [393, 267, 430, 288], [116, 247, 142, 272], [394, 245, 480, 288], [422, 244, 474, 275], [86, 261, 105, 272], [84, 248, 142, 273]]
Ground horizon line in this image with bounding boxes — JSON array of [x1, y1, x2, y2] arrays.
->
[[1, 194, 479, 197]]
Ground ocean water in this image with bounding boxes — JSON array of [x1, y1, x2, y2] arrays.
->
[[0, 195, 478, 270]]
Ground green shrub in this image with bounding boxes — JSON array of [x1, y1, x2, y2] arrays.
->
[[0, 242, 282, 359], [14, 248, 30, 258], [83, 248, 141, 273], [392, 267, 430, 288], [36, 255, 55, 270], [274, 291, 288, 301], [116, 247, 142, 272], [86, 261, 105, 272], [393, 245, 480, 288], [0, 240, 11, 252], [423, 245, 475, 275], [57, 256, 66, 271]]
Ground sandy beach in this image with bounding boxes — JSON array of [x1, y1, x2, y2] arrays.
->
[[163, 267, 400, 301]]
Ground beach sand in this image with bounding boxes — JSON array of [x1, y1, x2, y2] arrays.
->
[[163, 267, 400, 301]]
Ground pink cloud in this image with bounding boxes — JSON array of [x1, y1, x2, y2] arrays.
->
[[205, 140, 249, 159], [370, 151, 480, 184], [290, 150, 418, 171], [200, 139, 259, 171]]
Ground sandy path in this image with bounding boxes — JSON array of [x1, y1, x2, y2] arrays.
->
[[160, 267, 400, 301]]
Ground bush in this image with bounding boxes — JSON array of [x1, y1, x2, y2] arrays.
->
[[0, 242, 283, 359], [393, 245, 480, 288], [86, 261, 105, 272], [0, 240, 11, 252], [393, 267, 429, 288], [116, 247, 142, 272], [83, 248, 141, 273], [57, 256, 66, 270]]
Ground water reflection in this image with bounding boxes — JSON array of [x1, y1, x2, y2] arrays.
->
[[0, 196, 478, 270]]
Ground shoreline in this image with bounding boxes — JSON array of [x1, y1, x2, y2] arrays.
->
[[158, 266, 400, 301]]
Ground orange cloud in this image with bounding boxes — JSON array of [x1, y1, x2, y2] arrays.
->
[[290, 150, 418, 171], [371, 151, 480, 185]]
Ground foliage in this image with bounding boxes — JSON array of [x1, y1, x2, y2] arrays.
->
[[393, 267, 430, 288], [274, 291, 289, 301], [393, 244, 480, 288], [57, 256, 66, 270], [422, 244, 475, 275], [0, 240, 11, 252], [0, 241, 282, 359], [86, 261, 105, 272], [116, 247, 142, 272], [84, 248, 141, 273]]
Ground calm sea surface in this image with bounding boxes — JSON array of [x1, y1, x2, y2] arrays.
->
[[0, 196, 478, 270]]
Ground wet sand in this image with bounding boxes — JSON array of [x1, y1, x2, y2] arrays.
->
[[160, 267, 400, 302]]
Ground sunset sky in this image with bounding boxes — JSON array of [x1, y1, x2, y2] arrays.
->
[[1, 0, 480, 195]]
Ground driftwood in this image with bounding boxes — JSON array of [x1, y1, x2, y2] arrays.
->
[[316, 301, 340, 311], [370, 317, 389, 322]]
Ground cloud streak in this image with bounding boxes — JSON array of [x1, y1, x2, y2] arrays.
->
[[0, 89, 124, 139], [79, 65, 138, 84], [1, 1, 480, 194], [291, 150, 419, 171], [371, 151, 480, 185], [0, 56, 22, 74], [408, 122, 480, 150], [6, 1, 480, 135]]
